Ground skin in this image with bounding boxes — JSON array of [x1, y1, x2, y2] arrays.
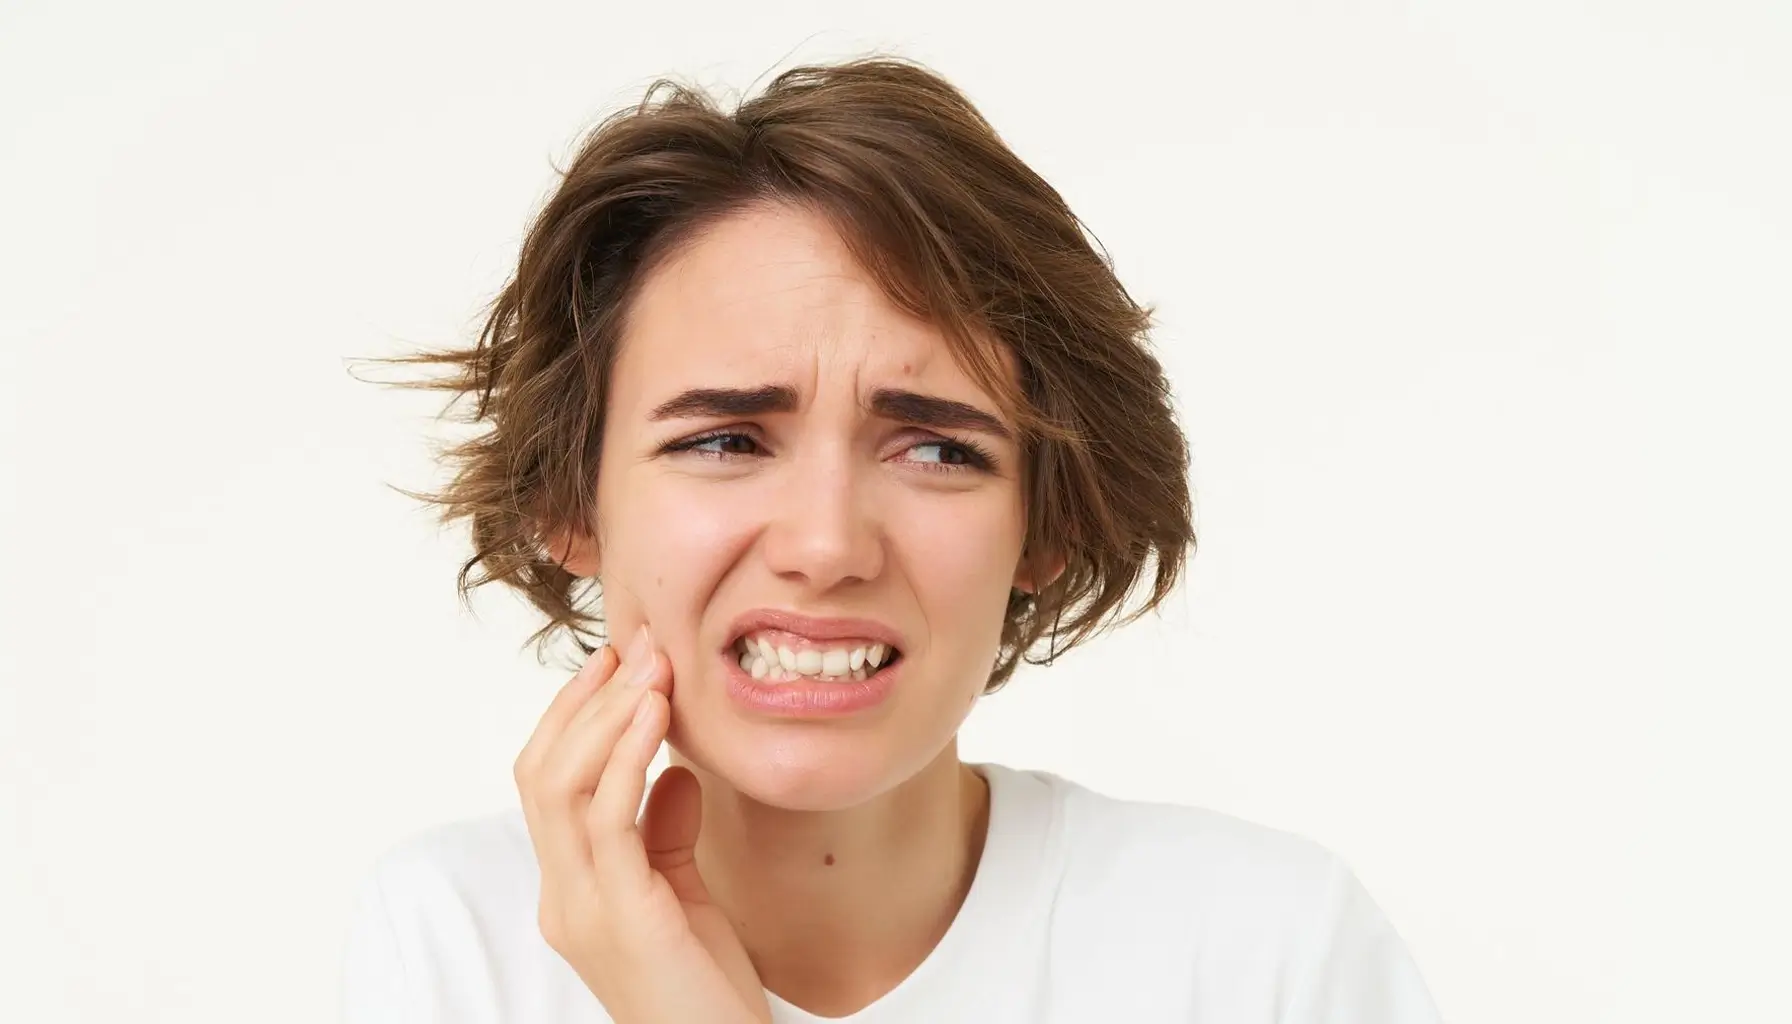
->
[[531, 199, 1059, 1017]]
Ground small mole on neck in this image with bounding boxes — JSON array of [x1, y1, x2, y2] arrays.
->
[[823, 854, 836, 866]]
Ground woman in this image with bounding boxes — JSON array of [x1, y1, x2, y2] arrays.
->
[[343, 56, 1443, 1023]]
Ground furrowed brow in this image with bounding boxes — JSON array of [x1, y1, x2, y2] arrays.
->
[[649, 385, 800, 421], [869, 388, 1013, 440]]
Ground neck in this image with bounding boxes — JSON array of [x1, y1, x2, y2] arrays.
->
[[675, 745, 991, 1017]]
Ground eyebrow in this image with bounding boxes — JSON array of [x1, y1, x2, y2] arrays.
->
[[868, 388, 1013, 440], [649, 385, 798, 421], [648, 384, 1013, 440]]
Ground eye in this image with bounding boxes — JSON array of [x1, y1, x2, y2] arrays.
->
[[909, 441, 969, 465], [902, 438, 995, 472], [662, 431, 762, 458]]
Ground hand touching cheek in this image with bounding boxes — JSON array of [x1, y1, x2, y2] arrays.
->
[[512, 626, 770, 1024]]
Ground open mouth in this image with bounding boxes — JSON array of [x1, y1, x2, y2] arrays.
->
[[731, 632, 904, 683]]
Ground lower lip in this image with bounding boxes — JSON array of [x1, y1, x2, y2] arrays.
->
[[723, 649, 900, 717]]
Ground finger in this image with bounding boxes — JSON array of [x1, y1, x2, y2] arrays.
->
[[639, 765, 712, 906], [586, 687, 669, 886], [517, 644, 618, 777], [528, 648, 668, 881], [639, 765, 764, 1014], [559, 628, 669, 742], [518, 627, 656, 815], [515, 644, 616, 875]]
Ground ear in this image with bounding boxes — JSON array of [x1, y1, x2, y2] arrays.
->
[[1012, 549, 1066, 595], [544, 525, 602, 578]]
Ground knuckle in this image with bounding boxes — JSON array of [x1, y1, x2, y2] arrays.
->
[[538, 893, 607, 955], [539, 758, 581, 796], [536, 904, 567, 947], [534, 756, 569, 796]]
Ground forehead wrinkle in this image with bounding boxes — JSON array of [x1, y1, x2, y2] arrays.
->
[[633, 211, 979, 424]]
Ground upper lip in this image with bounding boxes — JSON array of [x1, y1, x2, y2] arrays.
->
[[724, 608, 905, 651]]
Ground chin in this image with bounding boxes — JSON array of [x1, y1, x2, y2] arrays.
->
[[668, 711, 943, 813]]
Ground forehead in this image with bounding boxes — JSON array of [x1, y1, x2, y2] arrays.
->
[[612, 203, 990, 410]]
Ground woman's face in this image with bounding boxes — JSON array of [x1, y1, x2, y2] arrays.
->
[[581, 201, 1036, 811]]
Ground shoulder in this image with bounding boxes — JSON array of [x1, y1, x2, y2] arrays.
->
[[340, 808, 599, 1023], [1029, 766, 1344, 913], [995, 765, 1442, 1021], [347, 806, 546, 969], [359, 806, 540, 909], [980, 763, 1344, 951]]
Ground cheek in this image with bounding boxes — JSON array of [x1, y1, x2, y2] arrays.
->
[[597, 474, 753, 639], [889, 492, 1025, 649]]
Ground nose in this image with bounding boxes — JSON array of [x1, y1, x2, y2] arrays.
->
[[760, 443, 885, 592]]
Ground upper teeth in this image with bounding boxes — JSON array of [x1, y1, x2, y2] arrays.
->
[[736, 634, 891, 682]]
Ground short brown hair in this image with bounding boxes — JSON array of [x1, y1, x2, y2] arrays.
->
[[367, 55, 1194, 691]]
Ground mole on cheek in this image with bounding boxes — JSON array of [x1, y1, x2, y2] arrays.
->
[[823, 854, 836, 866]]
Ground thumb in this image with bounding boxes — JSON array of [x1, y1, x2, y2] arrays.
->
[[640, 765, 714, 906], [641, 765, 769, 1018]]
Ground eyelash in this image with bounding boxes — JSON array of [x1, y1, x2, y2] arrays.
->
[[660, 429, 997, 474]]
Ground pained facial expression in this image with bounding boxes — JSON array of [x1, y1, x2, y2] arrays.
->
[[580, 201, 1034, 811]]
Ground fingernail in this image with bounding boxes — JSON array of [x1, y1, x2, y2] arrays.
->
[[624, 626, 654, 686]]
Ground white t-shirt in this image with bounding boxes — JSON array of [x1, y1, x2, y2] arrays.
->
[[340, 762, 1443, 1022]]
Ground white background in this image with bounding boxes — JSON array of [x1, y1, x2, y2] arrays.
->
[[3, 2, 1788, 1021]]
